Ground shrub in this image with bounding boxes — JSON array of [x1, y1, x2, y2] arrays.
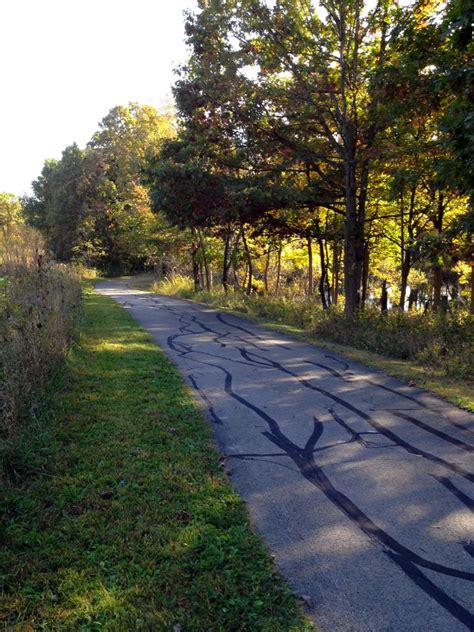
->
[[313, 306, 473, 379]]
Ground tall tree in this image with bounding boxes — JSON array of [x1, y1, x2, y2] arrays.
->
[[24, 104, 176, 272], [179, 0, 396, 313]]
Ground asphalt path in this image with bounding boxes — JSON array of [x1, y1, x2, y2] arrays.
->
[[96, 280, 474, 632]]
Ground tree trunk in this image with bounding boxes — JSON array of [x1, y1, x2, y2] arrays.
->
[[197, 227, 211, 292], [240, 225, 253, 295], [399, 250, 411, 311], [199, 262, 204, 289], [432, 191, 445, 312], [191, 240, 200, 292], [307, 232, 314, 297], [324, 240, 332, 306], [343, 152, 364, 315], [471, 256, 474, 315], [399, 189, 406, 310], [222, 229, 231, 294], [275, 245, 282, 295], [408, 287, 418, 311], [380, 279, 388, 313], [332, 241, 340, 306], [400, 184, 417, 310], [264, 248, 271, 294], [361, 242, 370, 308], [317, 237, 328, 309], [228, 229, 241, 288]]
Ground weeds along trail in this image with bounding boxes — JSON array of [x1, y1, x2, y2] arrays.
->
[[0, 226, 81, 464]]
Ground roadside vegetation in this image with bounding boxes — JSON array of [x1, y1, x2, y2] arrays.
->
[[153, 275, 473, 410], [0, 289, 311, 631], [0, 224, 81, 465]]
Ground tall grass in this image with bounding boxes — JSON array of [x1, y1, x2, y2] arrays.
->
[[313, 307, 473, 380], [153, 275, 473, 381], [0, 227, 81, 459], [154, 276, 317, 328]]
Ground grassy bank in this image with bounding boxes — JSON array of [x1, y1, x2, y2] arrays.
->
[[1, 227, 81, 454], [0, 289, 312, 631], [148, 276, 473, 412]]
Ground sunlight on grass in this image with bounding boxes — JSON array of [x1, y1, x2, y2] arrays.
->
[[0, 288, 313, 630]]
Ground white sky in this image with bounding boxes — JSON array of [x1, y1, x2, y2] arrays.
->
[[1, 0, 197, 197]]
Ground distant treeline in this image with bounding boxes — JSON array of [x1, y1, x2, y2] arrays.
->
[[21, 104, 176, 274]]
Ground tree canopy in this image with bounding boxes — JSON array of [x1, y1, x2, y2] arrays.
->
[[22, 2, 473, 314], [24, 103, 175, 273]]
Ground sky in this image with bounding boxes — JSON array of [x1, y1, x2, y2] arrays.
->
[[1, 0, 197, 197]]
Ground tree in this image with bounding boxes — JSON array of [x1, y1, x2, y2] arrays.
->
[[382, 0, 472, 311], [24, 103, 176, 272], [0, 193, 23, 231], [438, 0, 474, 311], [178, 0, 398, 313], [438, 0, 474, 198], [23, 145, 99, 261]]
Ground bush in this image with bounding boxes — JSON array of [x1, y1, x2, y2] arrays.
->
[[313, 306, 473, 379], [73, 263, 100, 280], [0, 227, 81, 458]]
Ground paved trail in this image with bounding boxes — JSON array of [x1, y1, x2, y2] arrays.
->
[[96, 281, 474, 632]]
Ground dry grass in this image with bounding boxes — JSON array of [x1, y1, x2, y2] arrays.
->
[[0, 226, 81, 461]]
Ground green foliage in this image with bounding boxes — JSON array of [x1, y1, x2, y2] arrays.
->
[[25, 1, 473, 313], [438, 0, 474, 197], [141, 0, 473, 317], [24, 104, 176, 274], [0, 290, 312, 631]]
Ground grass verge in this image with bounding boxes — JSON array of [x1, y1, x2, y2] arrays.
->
[[0, 288, 312, 631]]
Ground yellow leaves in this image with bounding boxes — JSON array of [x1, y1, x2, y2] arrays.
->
[[413, 0, 442, 28]]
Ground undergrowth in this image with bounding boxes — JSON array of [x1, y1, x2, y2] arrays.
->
[[0, 227, 81, 457]]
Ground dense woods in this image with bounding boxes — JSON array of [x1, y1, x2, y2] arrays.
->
[[6, 0, 472, 380], [146, 0, 473, 316]]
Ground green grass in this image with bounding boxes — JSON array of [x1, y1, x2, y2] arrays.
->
[[0, 289, 312, 631]]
